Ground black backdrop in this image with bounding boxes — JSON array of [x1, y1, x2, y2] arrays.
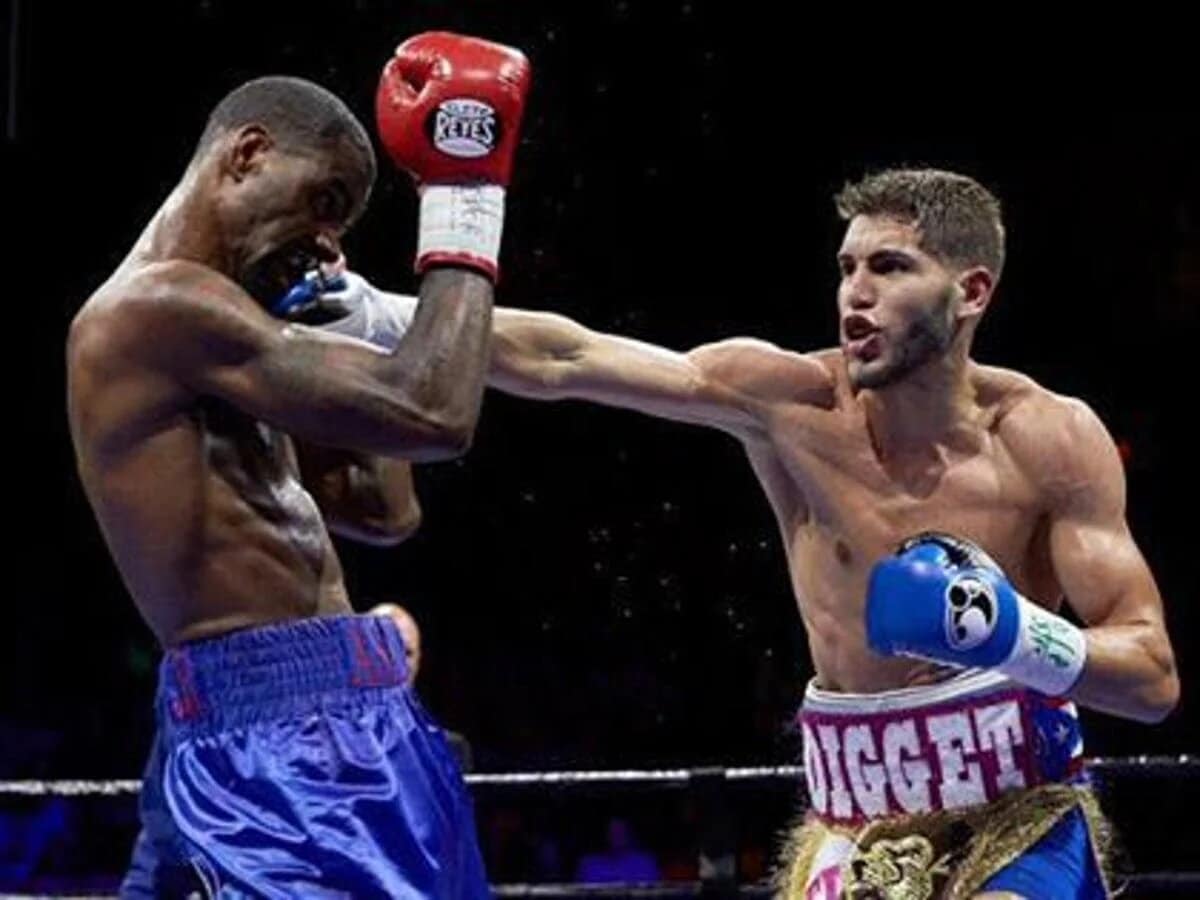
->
[[3, 0, 1196, 885]]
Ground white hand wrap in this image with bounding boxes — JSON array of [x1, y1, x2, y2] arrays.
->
[[416, 184, 506, 280], [999, 598, 1088, 697]]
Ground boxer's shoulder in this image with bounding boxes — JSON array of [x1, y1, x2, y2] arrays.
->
[[75, 261, 263, 363], [69, 261, 259, 418], [689, 339, 837, 410], [981, 369, 1115, 498], [102, 260, 253, 317], [971, 365, 1058, 438], [122, 259, 252, 310]]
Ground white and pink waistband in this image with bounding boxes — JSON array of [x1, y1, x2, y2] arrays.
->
[[799, 668, 1085, 826]]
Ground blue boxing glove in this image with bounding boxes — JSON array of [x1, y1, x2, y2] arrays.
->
[[270, 268, 350, 322], [866, 532, 1087, 696], [273, 268, 417, 352]]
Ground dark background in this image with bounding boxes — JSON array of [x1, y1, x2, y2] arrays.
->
[[2, 0, 1197, 890]]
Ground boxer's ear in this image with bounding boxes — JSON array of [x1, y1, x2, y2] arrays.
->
[[225, 125, 274, 181], [955, 267, 994, 322]]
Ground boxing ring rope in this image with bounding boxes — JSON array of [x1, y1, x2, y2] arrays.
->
[[492, 884, 774, 898], [2, 756, 1198, 896], [2, 880, 1196, 900], [489, 874, 1200, 897], [2, 754, 1195, 796]]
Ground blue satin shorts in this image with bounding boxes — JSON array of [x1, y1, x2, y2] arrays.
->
[[981, 805, 1107, 898], [120, 615, 488, 899]]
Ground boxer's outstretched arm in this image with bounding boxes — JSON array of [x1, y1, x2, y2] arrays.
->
[[1043, 400, 1179, 722], [119, 261, 493, 461], [489, 307, 831, 439], [306, 274, 831, 436]]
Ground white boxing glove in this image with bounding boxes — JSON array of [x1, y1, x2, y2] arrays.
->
[[315, 271, 418, 352]]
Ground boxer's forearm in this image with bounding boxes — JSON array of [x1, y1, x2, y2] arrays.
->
[[334, 276, 762, 433], [490, 308, 593, 398], [321, 280, 585, 399], [324, 274, 685, 402], [1069, 622, 1179, 723]]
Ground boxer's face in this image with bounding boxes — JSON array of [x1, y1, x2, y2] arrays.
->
[[222, 130, 371, 305], [836, 215, 960, 390]]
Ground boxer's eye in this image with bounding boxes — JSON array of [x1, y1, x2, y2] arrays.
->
[[869, 252, 913, 275], [313, 192, 337, 222], [313, 182, 351, 224]]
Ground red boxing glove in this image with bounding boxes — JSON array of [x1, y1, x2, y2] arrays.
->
[[376, 32, 531, 280]]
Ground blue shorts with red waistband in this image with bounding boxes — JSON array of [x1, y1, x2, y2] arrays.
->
[[119, 614, 488, 899]]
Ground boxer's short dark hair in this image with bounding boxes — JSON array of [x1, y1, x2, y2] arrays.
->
[[195, 76, 376, 187], [836, 168, 1005, 279]]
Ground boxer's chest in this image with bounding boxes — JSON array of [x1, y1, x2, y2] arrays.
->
[[767, 404, 1057, 600]]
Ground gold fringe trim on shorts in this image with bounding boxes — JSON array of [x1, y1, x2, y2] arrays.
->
[[774, 783, 1110, 899]]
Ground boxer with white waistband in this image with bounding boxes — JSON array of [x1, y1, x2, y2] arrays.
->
[[787, 669, 1104, 897], [306, 168, 1178, 898]]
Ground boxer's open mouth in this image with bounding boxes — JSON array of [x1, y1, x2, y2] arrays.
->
[[842, 315, 884, 361], [842, 314, 879, 342]]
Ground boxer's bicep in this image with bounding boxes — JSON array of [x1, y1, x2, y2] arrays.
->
[[138, 287, 469, 457], [491, 309, 783, 436], [688, 339, 831, 410], [1050, 502, 1159, 628], [1045, 405, 1178, 718], [1044, 403, 1155, 627], [563, 332, 766, 434]]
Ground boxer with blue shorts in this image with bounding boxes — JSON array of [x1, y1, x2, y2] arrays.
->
[[121, 616, 486, 898], [67, 30, 531, 898]]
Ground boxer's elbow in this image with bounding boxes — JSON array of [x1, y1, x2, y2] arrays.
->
[[356, 521, 419, 547], [381, 498, 423, 545], [329, 504, 421, 546], [372, 415, 472, 461], [391, 395, 479, 459], [1136, 666, 1180, 724], [423, 414, 476, 458], [1132, 635, 1180, 723]]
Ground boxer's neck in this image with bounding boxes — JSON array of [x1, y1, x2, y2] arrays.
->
[[136, 167, 238, 277], [859, 344, 981, 461]]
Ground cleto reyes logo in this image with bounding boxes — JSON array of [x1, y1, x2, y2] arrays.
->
[[428, 98, 500, 158]]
